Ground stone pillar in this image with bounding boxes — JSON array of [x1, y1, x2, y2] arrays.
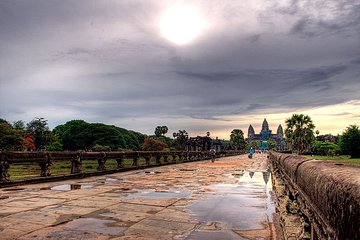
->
[[97, 157, 106, 171], [71, 154, 82, 174], [132, 152, 139, 167], [0, 153, 10, 181], [39, 153, 52, 177], [116, 157, 124, 169], [172, 155, 177, 163], [155, 155, 162, 165], [145, 156, 151, 166]]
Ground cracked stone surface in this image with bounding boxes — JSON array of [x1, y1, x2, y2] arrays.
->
[[0, 154, 278, 239]]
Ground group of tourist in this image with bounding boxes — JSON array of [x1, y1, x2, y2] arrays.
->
[[248, 148, 268, 158]]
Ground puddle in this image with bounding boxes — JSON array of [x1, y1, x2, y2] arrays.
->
[[3, 187, 51, 191], [51, 184, 95, 191], [179, 168, 197, 171], [145, 171, 162, 174], [61, 217, 126, 235], [106, 178, 119, 182], [127, 189, 192, 199], [187, 171, 275, 230], [104, 178, 121, 184], [2, 188, 27, 191], [185, 230, 246, 240]]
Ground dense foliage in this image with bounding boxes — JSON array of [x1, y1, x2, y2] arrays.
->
[[0, 119, 25, 150], [339, 125, 360, 158], [154, 126, 168, 137], [53, 120, 145, 151], [247, 140, 261, 151], [312, 140, 340, 156], [266, 139, 276, 150], [143, 138, 168, 151], [285, 114, 315, 154], [26, 118, 52, 150], [230, 129, 246, 150], [172, 130, 189, 150]]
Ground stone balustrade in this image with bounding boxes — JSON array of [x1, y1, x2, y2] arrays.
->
[[0, 150, 242, 187], [269, 151, 360, 240]]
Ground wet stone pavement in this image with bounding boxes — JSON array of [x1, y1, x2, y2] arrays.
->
[[0, 154, 277, 240]]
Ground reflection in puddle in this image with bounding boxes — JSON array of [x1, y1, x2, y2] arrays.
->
[[187, 171, 275, 230], [127, 189, 192, 199], [186, 230, 246, 240], [51, 184, 94, 191], [61, 217, 126, 235], [104, 178, 120, 184]]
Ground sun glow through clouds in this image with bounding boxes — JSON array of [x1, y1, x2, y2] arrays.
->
[[159, 4, 206, 45]]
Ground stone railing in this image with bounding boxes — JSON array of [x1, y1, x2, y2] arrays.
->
[[0, 150, 242, 187], [269, 151, 360, 240]]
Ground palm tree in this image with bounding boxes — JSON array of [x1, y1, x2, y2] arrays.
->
[[285, 114, 315, 154], [230, 129, 246, 151]]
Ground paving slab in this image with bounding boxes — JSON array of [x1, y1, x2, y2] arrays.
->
[[0, 154, 278, 239]]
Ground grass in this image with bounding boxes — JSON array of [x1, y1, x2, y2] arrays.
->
[[7, 156, 178, 181], [304, 155, 360, 167]]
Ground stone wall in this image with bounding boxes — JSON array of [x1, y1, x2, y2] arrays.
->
[[269, 151, 360, 240]]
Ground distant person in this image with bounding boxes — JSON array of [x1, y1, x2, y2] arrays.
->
[[210, 148, 216, 162], [248, 147, 255, 159]]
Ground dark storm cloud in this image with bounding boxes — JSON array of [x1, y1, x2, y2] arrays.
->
[[0, 0, 359, 133]]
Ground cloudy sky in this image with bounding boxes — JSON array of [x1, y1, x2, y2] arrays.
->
[[1, 0, 359, 139]]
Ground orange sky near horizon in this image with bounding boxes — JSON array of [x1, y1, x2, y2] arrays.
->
[[187, 100, 360, 140]]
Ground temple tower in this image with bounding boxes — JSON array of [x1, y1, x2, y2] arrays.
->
[[248, 124, 255, 139], [260, 118, 271, 138], [261, 118, 269, 133], [277, 124, 284, 137]]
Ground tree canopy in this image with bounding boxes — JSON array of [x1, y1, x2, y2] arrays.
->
[[173, 130, 188, 150], [339, 125, 360, 158], [230, 129, 246, 150], [0, 119, 25, 151], [53, 120, 145, 151], [154, 126, 168, 137], [312, 140, 340, 156], [26, 117, 52, 150], [143, 138, 168, 151], [285, 114, 315, 154]]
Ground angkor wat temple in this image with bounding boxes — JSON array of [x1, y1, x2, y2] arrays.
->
[[247, 118, 287, 150]]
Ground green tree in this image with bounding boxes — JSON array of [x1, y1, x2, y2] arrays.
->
[[154, 126, 168, 137], [53, 120, 145, 151], [267, 139, 277, 150], [91, 144, 111, 152], [13, 120, 26, 130], [46, 141, 63, 151], [0, 119, 25, 150], [26, 118, 52, 150], [53, 120, 92, 150], [230, 129, 246, 150], [285, 114, 315, 154], [339, 125, 360, 158], [312, 141, 340, 156], [247, 140, 261, 151], [173, 130, 188, 150]]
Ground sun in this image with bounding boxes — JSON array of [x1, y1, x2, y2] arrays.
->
[[159, 5, 206, 45]]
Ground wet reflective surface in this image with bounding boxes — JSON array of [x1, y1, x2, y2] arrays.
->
[[61, 217, 126, 235], [0, 154, 277, 239], [51, 184, 95, 190], [187, 170, 275, 237], [127, 188, 192, 199]]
